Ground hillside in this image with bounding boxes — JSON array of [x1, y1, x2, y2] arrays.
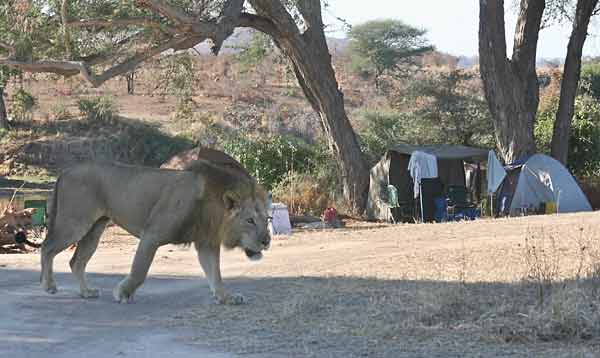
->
[[0, 46, 387, 180]]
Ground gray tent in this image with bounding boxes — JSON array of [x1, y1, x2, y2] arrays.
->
[[367, 143, 489, 221], [496, 154, 592, 215]]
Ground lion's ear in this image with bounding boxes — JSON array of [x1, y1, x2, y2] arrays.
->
[[223, 191, 240, 211]]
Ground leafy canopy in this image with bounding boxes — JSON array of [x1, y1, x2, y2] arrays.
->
[[347, 19, 433, 78]]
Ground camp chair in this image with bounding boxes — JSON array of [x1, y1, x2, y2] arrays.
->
[[446, 185, 477, 217], [386, 185, 414, 223], [23, 199, 47, 239]]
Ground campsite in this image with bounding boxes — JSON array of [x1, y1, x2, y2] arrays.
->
[[2, 0, 600, 357]]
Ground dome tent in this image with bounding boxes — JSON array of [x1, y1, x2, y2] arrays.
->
[[496, 154, 592, 215]]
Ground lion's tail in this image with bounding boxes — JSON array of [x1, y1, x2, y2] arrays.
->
[[40, 175, 61, 282]]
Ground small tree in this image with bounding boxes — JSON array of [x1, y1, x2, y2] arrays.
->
[[348, 19, 433, 87], [404, 69, 494, 147]]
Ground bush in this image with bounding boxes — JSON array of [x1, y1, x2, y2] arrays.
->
[[356, 109, 415, 164], [50, 102, 71, 121], [272, 172, 331, 216], [78, 95, 119, 122], [580, 62, 600, 99], [536, 94, 600, 177], [221, 134, 328, 191], [11, 89, 36, 121]]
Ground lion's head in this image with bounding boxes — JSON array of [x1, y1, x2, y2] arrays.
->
[[220, 184, 272, 260]]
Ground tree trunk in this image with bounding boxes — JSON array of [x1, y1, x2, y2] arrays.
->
[[0, 87, 8, 131], [126, 72, 135, 95], [551, 0, 598, 164], [246, 1, 370, 211], [479, 0, 544, 163]]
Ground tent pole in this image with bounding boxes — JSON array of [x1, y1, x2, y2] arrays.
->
[[490, 194, 493, 218], [419, 183, 424, 223]]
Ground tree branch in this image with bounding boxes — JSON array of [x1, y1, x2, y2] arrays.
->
[[67, 18, 179, 35], [512, 0, 545, 75], [209, 0, 245, 54], [0, 36, 193, 87], [0, 41, 16, 58], [134, 0, 195, 25], [61, 0, 72, 59], [237, 13, 279, 37]]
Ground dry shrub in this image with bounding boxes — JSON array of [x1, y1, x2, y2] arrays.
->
[[271, 172, 330, 216], [523, 228, 560, 306], [487, 227, 600, 343]]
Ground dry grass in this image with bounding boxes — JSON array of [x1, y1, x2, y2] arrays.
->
[[172, 224, 600, 357]]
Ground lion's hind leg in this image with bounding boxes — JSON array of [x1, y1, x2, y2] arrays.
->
[[69, 218, 109, 298], [41, 216, 100, 295]]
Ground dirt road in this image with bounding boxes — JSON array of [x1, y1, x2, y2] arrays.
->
[[2, 213, 600, 357]]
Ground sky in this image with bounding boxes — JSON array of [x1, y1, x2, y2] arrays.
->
[[324, 0, 600, 60]]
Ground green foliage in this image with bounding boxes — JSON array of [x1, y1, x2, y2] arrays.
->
[[402, 69, 495, 148], [50, 102, 72, 121], [78, 95, 119, 122], [358, 70, 494, 165], [536, 94, 600, 177], [12, 88, 36, 111], [216, 133, 330, 191], [234, 31, 273, 70], [356, 109, 414, 164], [156, 53, 196, 114], [348, 19, 433, 79], [0, 66, 19, 88], [580, 62, 600, 99], [11, 88, 36, 121]]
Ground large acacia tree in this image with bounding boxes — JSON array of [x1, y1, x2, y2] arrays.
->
[[0, 0, 370, 210], [479, 0, 598, 164]]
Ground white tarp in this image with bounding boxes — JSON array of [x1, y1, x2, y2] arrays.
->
[[509, 154, 592, 214], [408, 151, 438, 198], [269, 203, 292, 235], [487, 150, 506, 194]]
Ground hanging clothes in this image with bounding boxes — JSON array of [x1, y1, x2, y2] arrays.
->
[[408, 151, 438, 199]]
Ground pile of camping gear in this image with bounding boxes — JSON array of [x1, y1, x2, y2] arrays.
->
[[0, 207, 43, 252], [367, 143, 592, 223], [0, 180, 51, 253]]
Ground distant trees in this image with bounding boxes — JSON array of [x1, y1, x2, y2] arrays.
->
[[478, 0, 599, 164], [348, 19, 433, 87]]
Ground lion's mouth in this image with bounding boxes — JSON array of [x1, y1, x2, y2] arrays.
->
[[244, 248, 263, 261]]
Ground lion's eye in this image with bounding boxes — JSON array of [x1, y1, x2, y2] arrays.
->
[[247, 218, 256, 225]]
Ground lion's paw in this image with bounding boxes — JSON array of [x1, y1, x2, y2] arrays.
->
[[113, 282, 135, 304], [215, 293, 245, 305], [80, 288, 100, 299], [42, 281, 57, 294]]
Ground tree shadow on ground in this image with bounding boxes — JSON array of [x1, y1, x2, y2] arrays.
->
[[3, 116, 194, 177], [2, 268, 599, 358]]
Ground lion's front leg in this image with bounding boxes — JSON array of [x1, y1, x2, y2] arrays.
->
[[113, 240, 159, 303], [195, 243, 244, 305]]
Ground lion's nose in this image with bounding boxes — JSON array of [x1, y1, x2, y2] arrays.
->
[[262, 235, 271, 249]]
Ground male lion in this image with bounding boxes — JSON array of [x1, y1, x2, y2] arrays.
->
[[40, 161, 271, 304]]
